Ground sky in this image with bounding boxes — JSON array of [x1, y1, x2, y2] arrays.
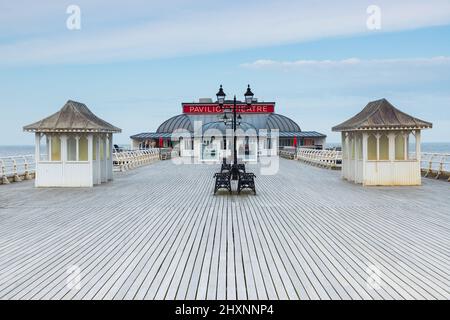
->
[[0, 0, 450, 145]]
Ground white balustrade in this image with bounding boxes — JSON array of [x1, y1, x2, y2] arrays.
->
[[112, 149, 161, 172], [0, 155, 35, 184], [296, 148, 342, 169]]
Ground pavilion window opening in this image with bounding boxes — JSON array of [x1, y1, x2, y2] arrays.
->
[[51, 135, 62, 161], [395, 133, 406, 160], [37, 133, 49, 161], [67, 136, 77, 161], [65, 134, 90, 162], [106, 135, 111, 160], [342, 134, 348, 160], [99, 136, 105, 161], [379, 134, 389, 161], [367, 134, 377, 161], [356, 135, 363, 161], [93, 137, 97, 161], [409, 132, 417, 160], [78, 136, 89, 161]]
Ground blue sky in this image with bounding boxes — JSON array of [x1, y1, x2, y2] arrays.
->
[[1, 0, 450, 145]]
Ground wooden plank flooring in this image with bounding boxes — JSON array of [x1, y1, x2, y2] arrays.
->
[[0, 158, 449, 300]]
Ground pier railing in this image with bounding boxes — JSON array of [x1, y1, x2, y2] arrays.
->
[[113, 149, 160, 172], [2, 150, 448, 184], [279, 147, 342, 169], [296, 148, 342, 169], [283, 148, 450, 181], [420, 152, 450, 181], [0, 155, 35, 184]]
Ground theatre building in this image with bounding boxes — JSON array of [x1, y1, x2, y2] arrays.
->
[[131, 91, 326, 153]]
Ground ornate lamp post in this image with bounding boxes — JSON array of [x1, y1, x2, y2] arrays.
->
[[216, 85, 254, 180]]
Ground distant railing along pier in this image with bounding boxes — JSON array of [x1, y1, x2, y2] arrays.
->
[[113, 148, 179, 172], [113, 149, 160, 172], [0, 155, 35, 184], [297, 148, 342, 169], [279, 147, 342, 169]]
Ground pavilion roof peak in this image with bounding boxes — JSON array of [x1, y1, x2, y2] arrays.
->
[[23, 100, 122, 133], [332, 98, 432, 132]]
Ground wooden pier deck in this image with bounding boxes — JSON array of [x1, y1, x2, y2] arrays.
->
[[0, 159, 449, 300]]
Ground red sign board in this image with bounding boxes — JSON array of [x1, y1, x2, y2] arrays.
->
[[182, 103, 275, 114]]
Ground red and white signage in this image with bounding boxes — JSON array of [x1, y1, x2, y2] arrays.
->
[[182, 103, 275, 114]]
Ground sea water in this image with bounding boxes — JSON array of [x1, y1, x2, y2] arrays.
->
[[0, 145, 131, 157], [325, 142, 450, 154], [0, 146, 35, 157]]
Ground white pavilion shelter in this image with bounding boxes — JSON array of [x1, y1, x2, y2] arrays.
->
[[332, 99, 432, 186], [24, 100, 122, 187]]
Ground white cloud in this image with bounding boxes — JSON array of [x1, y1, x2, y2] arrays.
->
[[1, 0, 450, 65], [241, 56, 450, 69]]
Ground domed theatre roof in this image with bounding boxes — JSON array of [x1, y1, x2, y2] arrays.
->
[[131, 110, 327, 140], [157, 114, 193, 133], [267, 113, 301, 132]]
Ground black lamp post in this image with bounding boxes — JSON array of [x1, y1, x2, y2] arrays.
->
[[216, 85, 254, 180]]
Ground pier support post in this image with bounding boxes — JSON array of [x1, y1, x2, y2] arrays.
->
[[415, 130, 421, 162], [88, 134, 94, 187], [24, 160, 32, 180], [0, 159, 9, 184], [362, 133, 368, 186], [34, 133, 40, 187], [13, 159, 22, 182], [388, 133, 396, 162]]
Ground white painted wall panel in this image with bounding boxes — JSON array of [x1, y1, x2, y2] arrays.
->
[[364, 161, 421, 186], [36, 162, 94, 187]]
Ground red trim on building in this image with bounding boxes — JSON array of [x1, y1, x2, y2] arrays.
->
[[182, 103, 275, 114]]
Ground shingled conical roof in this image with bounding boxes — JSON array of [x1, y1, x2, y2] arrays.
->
[[23, 100, 121, 133], [332, 99, 432, 132]]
